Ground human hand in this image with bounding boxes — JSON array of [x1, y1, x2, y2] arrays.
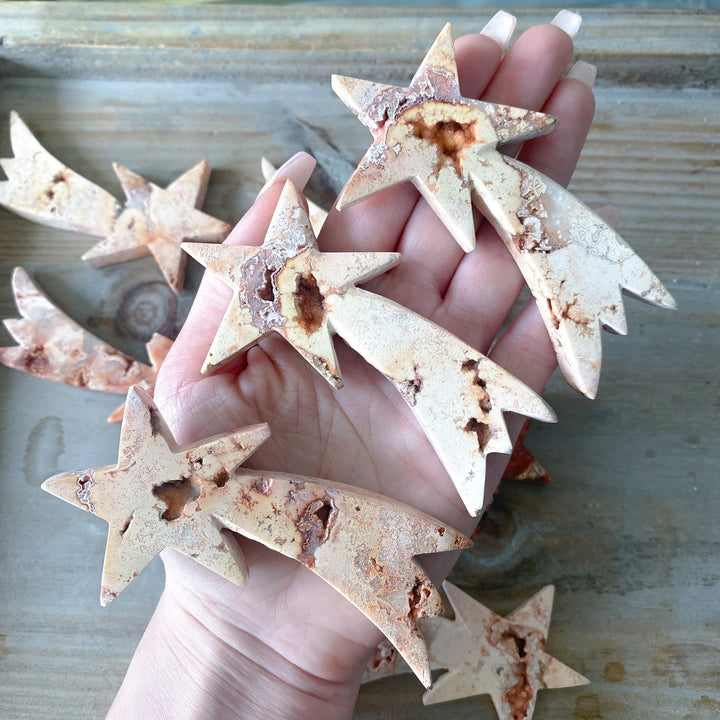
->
[[109, 13, 596, 719]]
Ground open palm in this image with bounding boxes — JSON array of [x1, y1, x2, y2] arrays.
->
[[113, 17, 596, 720]]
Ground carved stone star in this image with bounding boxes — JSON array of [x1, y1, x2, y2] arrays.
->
[[83, 161, 232, 293], [333, 24, 675, 399], [422, 582, 589, 719], [332, 23, 556, 253], [185, 179, 556, 516], [0, 112, 231, 294], [42, 385, 472, 686], [183, 179, 400, 384]]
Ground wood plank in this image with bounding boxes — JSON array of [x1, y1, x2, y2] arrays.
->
[[0, 6, 717, 86]]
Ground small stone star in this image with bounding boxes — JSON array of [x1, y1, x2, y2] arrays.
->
[[42, 385, 268, 605], [0, 267, 162, 399], [0, 112, 230, 293], [183, 179, 400, 385], [332, 23, 556, 252], [422, 582, 589, 719], [83, 161, 232, 292]]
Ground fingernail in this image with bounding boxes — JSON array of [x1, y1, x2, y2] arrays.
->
[[480, 10, 517, 50], [260, 156, 276, 182], [551, 9, 582, 39], [567, 60, 596, 88], [258, 151, 316, 196]]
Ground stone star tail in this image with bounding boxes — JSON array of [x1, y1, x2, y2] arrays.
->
[[0, 267, 157, 393], [211, 470, 472, 687], [0, 111, 120, 236], [326, 288, 556, 516], [479, 156, 676, 398]]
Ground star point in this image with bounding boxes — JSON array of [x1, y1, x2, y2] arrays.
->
[[411, 22, 457, 88], [261, 157, 328, 233]]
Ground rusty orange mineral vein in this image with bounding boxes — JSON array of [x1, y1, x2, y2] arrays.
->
[[183, 180, 555, 516], [0, 112, 231, 292], [42, 385, 470, 687], [421, 582, 588, 719], [332, 23, 675, 399], [0, 267, 170, 421]]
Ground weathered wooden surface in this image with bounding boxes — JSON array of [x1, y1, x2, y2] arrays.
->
[[0, 5, 718, 719]]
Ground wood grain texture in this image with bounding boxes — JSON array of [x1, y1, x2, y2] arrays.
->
[[0, 5, 718, 720], [0, 5, 717, 86]]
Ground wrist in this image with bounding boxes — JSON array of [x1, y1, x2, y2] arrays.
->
[[109, 586, 362, 720]]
